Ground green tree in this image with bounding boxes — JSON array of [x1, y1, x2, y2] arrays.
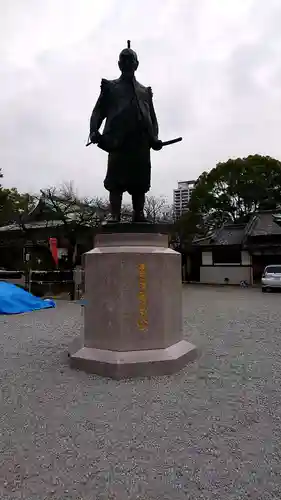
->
[[170, 210, 203, 252], [188, 154, 281, 232], [0, 188, 36, 225]]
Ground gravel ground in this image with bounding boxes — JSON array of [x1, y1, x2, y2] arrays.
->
[[1, 285, 281, 499]]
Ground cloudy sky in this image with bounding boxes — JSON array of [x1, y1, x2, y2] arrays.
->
[[1, 0, 281, 201]]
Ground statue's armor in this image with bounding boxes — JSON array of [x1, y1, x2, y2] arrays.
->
[[93, 78, 157, 149], [90, 77, 159, 195]]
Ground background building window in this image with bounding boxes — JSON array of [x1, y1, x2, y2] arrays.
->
[[212, 248, 241, 264]]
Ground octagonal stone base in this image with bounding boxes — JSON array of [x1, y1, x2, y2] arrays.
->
[[70, 340, 197, 379], [69, 224, 198, 378]]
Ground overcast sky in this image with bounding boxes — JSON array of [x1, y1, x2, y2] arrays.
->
[[1, 0, 281, 201]]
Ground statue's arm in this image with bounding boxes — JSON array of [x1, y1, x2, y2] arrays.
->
[[89, 79, 108, 140], [147, 87, 163, 150], [148, 87, 159, 139]]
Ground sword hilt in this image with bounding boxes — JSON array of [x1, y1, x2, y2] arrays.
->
[[161, 137, 182, 147]]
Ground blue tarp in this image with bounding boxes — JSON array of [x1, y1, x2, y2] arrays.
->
[[0, 282, 55, 314]]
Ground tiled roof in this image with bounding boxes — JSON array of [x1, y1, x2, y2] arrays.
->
[[213, 224, 246, 245], [245, 212, 281, 237], [273, 214, 281, 226], [193, 235, 212, 246], [0, 220, 64, 232], [0, 195, 107, 232], [194, 224, 246, 246]]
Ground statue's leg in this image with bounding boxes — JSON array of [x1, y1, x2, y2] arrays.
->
[[108, 191, 122, 222], [132, 192, 146, 222]]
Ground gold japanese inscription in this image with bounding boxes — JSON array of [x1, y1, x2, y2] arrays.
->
[[137, 263, 148, 330]]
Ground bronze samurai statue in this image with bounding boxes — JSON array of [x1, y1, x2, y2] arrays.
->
[[88, 41, 182, 223]]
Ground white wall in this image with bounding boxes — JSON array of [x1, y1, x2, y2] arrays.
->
[[202, 251, 213, 266], [200, 266, 252, 285], [241, 251, 251, 266]]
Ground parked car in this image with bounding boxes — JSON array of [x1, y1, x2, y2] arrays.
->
[[261, 265, 281, 292]]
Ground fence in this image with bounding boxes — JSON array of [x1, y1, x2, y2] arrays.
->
[[0, 270, 26, 287], [28, 269, 75, 298], [73, 266, 85, 300], [27, 268, 85, 300], [0, 268, 85, 300]]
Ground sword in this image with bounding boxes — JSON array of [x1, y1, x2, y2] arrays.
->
[[161, 137, 182, 147], [86, 136, 183, 149]]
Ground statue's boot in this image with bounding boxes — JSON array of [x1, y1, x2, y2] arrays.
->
[[132, 193, 150, 223], [105, 192, 122, 223]]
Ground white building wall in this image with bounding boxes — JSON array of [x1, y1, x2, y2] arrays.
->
[[241, 251, 251, 266], [202, 251, 213, 266], [200, 266, 252, 285]]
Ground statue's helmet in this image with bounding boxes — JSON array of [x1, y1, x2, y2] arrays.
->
[[118, 40, 138, 72]]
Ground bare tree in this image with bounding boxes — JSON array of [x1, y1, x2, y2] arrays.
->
[[40, 183, 108, 267], [120, 202, 133, 221], [144, 195, 173, 223], [114, 195, 174, 223]]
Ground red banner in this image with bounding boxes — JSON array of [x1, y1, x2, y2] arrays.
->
[[49, 238, 58, 266]]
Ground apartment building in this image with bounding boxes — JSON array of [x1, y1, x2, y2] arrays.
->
[[173, 180, 195, 218]]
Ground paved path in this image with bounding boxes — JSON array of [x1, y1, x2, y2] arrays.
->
[[0, 286, 281, 499]]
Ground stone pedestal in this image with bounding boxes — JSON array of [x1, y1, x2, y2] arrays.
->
[[69, 224, 197, 378]]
